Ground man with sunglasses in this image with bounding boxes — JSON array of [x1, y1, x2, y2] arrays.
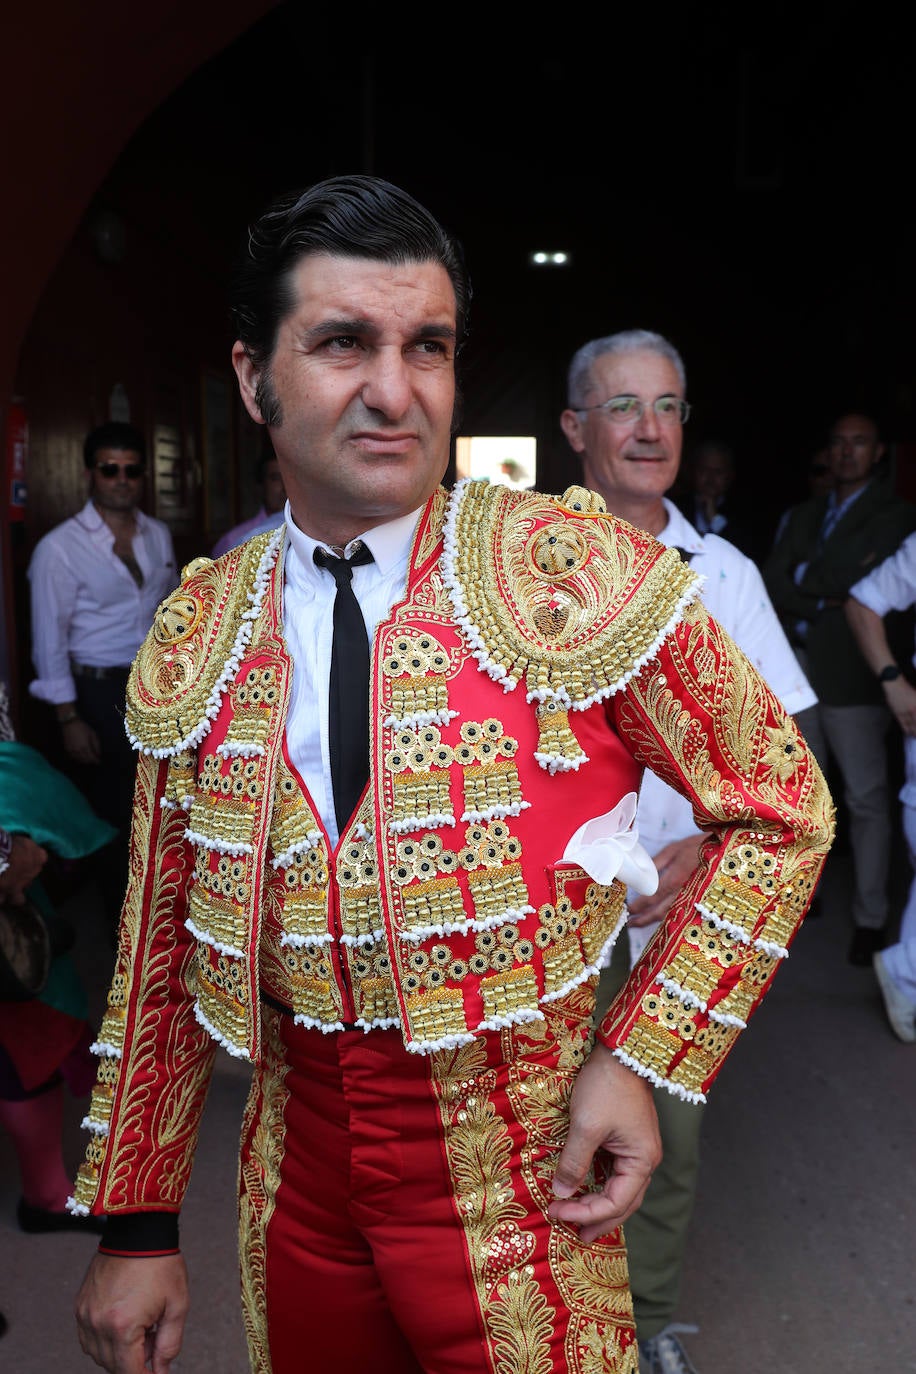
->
[[561, 330, 816, 1374], [27, 421, 177, 928]]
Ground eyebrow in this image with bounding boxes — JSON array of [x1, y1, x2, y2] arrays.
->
[[301, 317, 457, 345]]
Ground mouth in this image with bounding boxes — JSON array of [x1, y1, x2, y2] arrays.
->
[[350, 431, 417, 455]]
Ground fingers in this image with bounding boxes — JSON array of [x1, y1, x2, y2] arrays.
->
[[548, 1045, 661, 1244], [74, 1253, 188, 1374], [548, 1168, 653, 1244]]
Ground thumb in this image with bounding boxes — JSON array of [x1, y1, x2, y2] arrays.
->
[[150, 1314, 184, 1374]]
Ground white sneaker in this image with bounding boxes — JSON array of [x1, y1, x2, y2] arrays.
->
[[873, 951, 916, 1042], [638, 1323, 700, 1373]]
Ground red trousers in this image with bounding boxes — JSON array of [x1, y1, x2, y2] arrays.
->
[[238, 992, 637, 1374]]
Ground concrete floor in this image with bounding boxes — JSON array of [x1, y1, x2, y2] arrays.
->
[[1, 846, 914, 1373]]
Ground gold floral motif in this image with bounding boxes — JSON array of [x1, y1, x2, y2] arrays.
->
[[761, 721, 804, 784], [239, 1007, 290, 1373], [128, 531, 280, 752], [76, 753, 217, 1215], [430, 1039, 556, 1374], [443, 480, 699, 704]]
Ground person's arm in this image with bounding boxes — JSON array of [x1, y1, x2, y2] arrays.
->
[[845, 596, 916, 735], [761, 510, 823, 623], [72, 749, 215, 1372], [28, 539, 102, 760], [626, 832, 704, 928], [550, 599, 832, 1239], [0, 832, 48, 902]]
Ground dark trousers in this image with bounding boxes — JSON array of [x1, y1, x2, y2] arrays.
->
[[72, 669, 136, 931]]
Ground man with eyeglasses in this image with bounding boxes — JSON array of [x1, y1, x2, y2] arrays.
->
[[27, 421, 177, 928], [560, 329, 817, 1374], [764, 412, 916, 967]]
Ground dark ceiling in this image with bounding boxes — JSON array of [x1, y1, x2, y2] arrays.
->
[[89, 3, 914, 509]]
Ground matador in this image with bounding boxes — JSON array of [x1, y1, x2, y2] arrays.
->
[[73, 176, 833, 1374]]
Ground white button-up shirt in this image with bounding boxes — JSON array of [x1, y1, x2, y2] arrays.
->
[[282, 502, 420, 847], [27, 500, 178, 704]]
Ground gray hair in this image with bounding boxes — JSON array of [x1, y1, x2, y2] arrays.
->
[[566, 329, 687, 408]]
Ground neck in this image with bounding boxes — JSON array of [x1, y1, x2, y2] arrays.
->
[[92, 501, 137, 535], [834, 476, 870, 503], [593, 490, 669, 538]]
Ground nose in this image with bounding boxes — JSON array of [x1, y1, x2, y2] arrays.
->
[[634, 401, 661, 440], [361, 348, 412, 420]]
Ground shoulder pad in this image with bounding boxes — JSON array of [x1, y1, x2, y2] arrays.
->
[[125, 528, 284, 756], [442, 479, 700, 707]]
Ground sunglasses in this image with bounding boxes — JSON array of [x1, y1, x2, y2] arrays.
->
[[95, 462, 144, 479]]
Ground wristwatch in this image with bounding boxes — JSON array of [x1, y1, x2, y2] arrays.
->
[[878, 664, 901, 682]]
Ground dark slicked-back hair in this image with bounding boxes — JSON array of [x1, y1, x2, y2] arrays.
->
[[230, 174, 471, 387], [83, 421, 146, 468]]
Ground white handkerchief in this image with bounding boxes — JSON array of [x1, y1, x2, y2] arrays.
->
[[561, 792, 659, 895]]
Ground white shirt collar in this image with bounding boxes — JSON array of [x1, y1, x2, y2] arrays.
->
[[283, 500, 423, 588], [655, 498, 704, 554], [76, 498, 150, 542]]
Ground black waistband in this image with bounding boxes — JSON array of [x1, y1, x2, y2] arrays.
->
[[71, 661, 131, 680]]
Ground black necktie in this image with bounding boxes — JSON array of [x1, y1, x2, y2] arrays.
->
[[314, 543, 375, 834]]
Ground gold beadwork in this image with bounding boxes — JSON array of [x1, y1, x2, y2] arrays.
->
[[404, 985, 468, 1042], [479, 965, 540, 1023]]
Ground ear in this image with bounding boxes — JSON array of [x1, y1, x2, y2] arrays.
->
[[232, 341, 267, 425], [560, 408, 587, 454]]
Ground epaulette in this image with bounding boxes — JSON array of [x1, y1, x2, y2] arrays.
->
[[442, 479, 701, 710], [125, 527, 285, 757]]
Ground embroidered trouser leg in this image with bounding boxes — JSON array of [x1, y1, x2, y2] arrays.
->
[[595, 938, 702, 1341], [239, 999, 638, 1374]]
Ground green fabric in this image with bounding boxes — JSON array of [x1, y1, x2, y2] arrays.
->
[[0, 740, 116, 856], [596, 936, 704, 1339]]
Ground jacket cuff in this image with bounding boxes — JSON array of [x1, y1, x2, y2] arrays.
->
[[99, 1211, 180, 1256]]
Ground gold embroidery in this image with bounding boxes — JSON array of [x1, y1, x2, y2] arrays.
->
[[430, 1039, 556, 1374], [270, 756, 323, 863], [239, 1007, 290, 1373], [127, 530, 282, 753], [443, 480, 699, 706], [74, 754, 217, 1214]]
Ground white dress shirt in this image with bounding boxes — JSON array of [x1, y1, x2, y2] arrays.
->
[[27, 500, 178, 704], [282, 502, 421, 847], [850, 530, 916, 809]]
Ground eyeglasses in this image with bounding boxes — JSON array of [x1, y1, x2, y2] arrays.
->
[[578, 395, 691, 426], [95, 462, 144, 479]]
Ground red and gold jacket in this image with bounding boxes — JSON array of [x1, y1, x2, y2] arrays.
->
[[71, 480, 833, 1220]]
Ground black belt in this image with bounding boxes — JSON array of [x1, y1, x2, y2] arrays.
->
[[71, 662, 131, 680]]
